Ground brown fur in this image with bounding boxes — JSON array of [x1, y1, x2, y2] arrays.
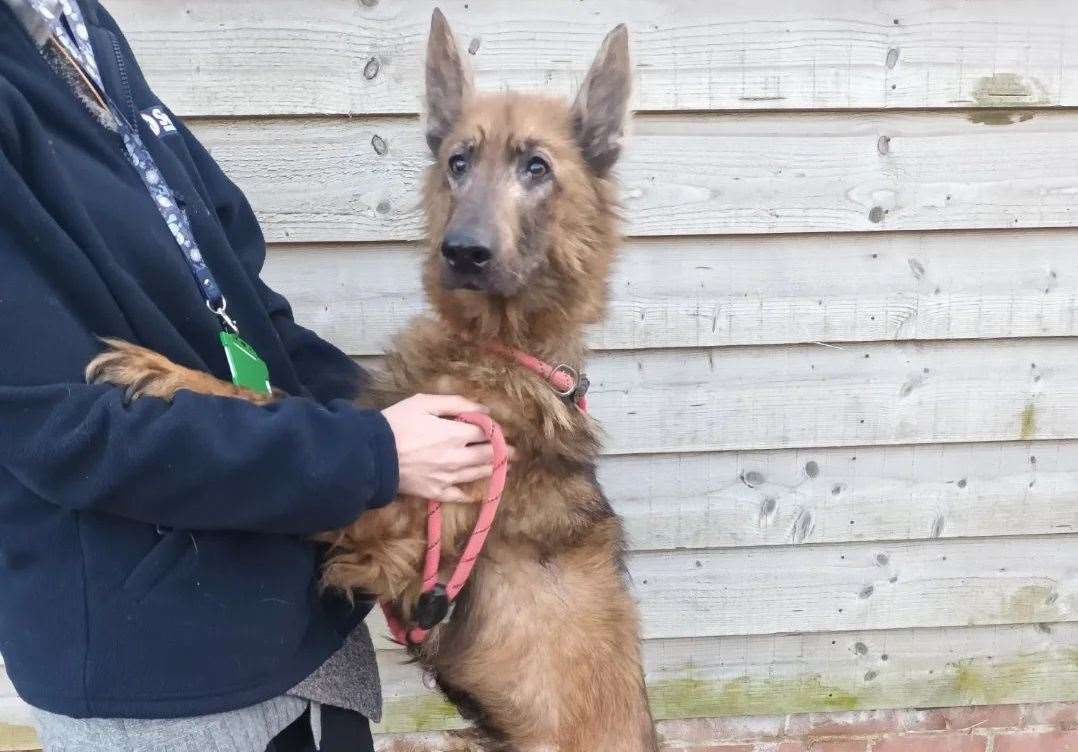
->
[[85, 11, 656, 751]]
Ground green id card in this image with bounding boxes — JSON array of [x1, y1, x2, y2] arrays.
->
[[219, 331, 272, 395]]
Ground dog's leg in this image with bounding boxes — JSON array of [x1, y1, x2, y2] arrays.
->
[[86, 338, 275, 404], [427, 523, 659, 752]]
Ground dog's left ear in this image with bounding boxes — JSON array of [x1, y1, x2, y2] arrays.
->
[[571, 24, 631, 176]]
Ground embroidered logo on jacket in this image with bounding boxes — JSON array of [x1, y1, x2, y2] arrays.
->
[[139, 106, 177, 137]]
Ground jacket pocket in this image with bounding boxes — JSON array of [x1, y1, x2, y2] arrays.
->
[[122, 531, 191, 601]]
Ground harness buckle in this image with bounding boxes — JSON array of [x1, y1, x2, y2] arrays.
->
[[414, 583, 451, 630], [551, 364, 590, 405], [573, 372, 590, 401]]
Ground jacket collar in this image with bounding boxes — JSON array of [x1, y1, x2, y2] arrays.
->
[[2, 0, 60, 47], [2, 0, 98, 48]]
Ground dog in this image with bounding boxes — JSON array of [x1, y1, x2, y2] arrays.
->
[[86, 10, 657, 751]]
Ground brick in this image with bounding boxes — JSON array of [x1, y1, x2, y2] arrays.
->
[[871, 734, 987, 752], [922, 705, 1023, 731], [786, 710, 902, 738], [1023, 703, 1078, 730], [659, 716, 785, 745], [807, 741, 870, 752], [994, 731, 1078, 752]]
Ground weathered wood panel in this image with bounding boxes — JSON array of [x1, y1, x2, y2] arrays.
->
[[601, 441, 1078, 551], [264, 229, 1078, 354], [107, 0, 1078, 116], [192, 111, 1078, 242], [628, 535, 1078, 639], [373, 622, 1078, 732], [545, 338, 1076, 455], [360, 535, 1078, 643]]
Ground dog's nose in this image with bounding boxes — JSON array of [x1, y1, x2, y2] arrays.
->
[[441, 232, 492, 274]]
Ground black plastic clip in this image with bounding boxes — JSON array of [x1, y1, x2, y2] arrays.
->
[[414, 583, 451, 630]]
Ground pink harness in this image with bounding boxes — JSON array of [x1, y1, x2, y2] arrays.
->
[[381, 347, 589, 646]]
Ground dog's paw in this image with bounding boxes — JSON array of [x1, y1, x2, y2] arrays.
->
[[86, 338, 189, 403]]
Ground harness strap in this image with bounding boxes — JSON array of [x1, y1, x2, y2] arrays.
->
[[381, 347, 589, 646]]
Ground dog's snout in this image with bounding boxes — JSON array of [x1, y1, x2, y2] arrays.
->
[[441, 232, 493, 274]]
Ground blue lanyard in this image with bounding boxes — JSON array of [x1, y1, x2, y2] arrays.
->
[[52, 5, 238, 333]]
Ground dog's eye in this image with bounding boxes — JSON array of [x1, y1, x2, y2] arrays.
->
[[526, 156, 550, 178], [448, 154, 468, 175]]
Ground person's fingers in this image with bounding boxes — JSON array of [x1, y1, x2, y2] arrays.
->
[[506, 444, 518, 461], [447, 420, 489, 445], [450, 443, 495, 470], [420, 394, 490, 418], [435, 485, 470, 504], [449, 463, 495, 485]]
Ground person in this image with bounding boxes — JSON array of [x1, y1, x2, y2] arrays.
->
[[0, 1, 499, 749]]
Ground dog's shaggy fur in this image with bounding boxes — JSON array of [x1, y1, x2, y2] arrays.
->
[[86, 11, 657, 751]]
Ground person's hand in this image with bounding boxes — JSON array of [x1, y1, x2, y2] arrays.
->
[[381, 394, 496, 503]]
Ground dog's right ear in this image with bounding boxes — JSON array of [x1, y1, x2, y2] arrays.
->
[[425, 8, 469, 154]]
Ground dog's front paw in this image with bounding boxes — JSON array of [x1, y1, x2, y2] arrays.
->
[[86, 338, 189, 403]]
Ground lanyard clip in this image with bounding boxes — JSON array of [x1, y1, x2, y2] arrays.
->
[[207, 298, 239, 334]]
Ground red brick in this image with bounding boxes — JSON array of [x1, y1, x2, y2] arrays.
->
[[1024, 703, 1078, 730], [922, 705, 1024, 731], [658, 717, 785, 745], [994, 731, 1078, 752], [807, 741, 870, 752], [774, 743, 805, 752], [871, 734, 987, 752], [786, 710, 903, 738]]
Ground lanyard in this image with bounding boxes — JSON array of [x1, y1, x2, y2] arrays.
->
[[50, 7, 235, 332], [49, 6, 271, 394]]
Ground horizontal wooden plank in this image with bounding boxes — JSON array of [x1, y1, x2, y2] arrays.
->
[[577, 338, 1078, 455], [601, 440, 1078, 551], [264, 229, 1078, 354], [108, 0, 1078, 116], [630, 535, 1078, 639], [366, 532, 1077, 652], [373, 622, 1078, 733], [193, 111, 1078, 242]]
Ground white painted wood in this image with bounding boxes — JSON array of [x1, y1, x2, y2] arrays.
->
[[366, 531, 1078, 648], [264, 229, 1078, 354], [600, 441, 1078, 551], [373, 622, 1078, 732], [575, 338, 1077, 455], [355, 339, 1078, 453], [192, 110, 1078, 242], [107, 0, 1078, 116], [628, 534, 1078, 639]]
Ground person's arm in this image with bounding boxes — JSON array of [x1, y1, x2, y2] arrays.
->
[[177, 118, 366, 404], [0, 138, 397, 534]]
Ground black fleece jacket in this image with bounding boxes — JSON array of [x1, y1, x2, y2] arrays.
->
[[0, 0, 398, 718]]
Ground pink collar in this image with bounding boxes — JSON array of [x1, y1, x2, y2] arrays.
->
[[486, 343, 589, 412]]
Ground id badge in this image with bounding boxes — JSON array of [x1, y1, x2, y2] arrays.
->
[[219, 331, 272, 395]]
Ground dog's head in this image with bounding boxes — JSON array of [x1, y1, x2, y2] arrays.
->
[[421, 9, 631, 340]]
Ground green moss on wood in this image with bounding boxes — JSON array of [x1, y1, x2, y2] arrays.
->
[[971, 73, 1050, 107], [1020, 403, 1037, 440], [376, 648, 1078, 734], [648, 674, 859, 719]]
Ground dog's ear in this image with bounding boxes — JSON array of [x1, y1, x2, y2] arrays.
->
[[425, 8, 470, 154], [571, 24, 631, 175]]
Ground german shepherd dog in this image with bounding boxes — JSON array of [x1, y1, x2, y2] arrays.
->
[[86, 10, 657, 751]]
